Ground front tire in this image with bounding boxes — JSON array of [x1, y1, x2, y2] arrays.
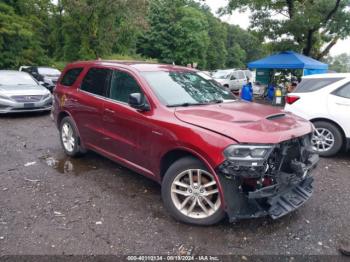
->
[[312, 121, 343, 157], [161, 157, 225, 225], [59, 116, 85, 157]]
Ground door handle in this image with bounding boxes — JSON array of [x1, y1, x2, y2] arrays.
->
[[105, 108, 115, 114]]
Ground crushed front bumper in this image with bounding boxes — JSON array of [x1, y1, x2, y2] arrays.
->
[[218, 173, 315, 222], [217, 135, 319, 222]]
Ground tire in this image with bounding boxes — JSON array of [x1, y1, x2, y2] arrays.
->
[[59, 116, 85, 157], [161, 157, 225, 225], [312, 121, 343, 157]]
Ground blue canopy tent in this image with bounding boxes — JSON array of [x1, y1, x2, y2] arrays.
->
[[248, 51, 328, 76]]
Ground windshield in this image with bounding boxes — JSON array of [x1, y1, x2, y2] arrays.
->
[[141, 71, 235, 107], [38, 67, 61, 75], [0, 72, 38, 86], [212, 70, 231, 79]]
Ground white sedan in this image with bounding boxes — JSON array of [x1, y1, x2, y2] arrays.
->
[[285, 73, 350, 156]]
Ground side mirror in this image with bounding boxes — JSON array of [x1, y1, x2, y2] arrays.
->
[[128, 93, 150, 111]]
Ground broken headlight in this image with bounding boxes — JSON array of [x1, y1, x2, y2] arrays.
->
[[224, 144, 274, 161]]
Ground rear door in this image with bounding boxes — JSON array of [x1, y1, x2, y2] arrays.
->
[[328, 82, 350, 137], [70, 67, 111, 148]]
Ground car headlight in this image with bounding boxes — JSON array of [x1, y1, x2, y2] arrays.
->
[[42, 93, 52, 100], [224, 144, 274, 161]]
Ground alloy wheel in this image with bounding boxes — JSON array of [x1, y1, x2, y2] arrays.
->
[[61, 122, 75, 153], [170, 169, 221, 219], [312, 127, 335, 152]]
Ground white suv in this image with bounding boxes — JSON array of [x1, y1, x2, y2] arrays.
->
[[285, 73, 350, 156], [212, 69, 248, 92]]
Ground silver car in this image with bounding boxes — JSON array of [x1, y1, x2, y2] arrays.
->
[[0, 70, 52, 113]]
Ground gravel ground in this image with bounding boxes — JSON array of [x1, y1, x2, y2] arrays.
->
[[0, 112, 349, 256]]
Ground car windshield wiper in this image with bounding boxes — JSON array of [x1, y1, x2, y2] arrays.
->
[[167, 99, 224, 107], [167, 102, 209, 107], [208, 99, 223, 104]]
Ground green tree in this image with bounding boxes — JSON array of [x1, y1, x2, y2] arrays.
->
[[138, 0, 209, 68], [0, 2, 48, 68], [60, 0, 148, 61], [223, 0, 350, 59], [224, 24, 266, 67], [205, 13, 227, 70], [326, 53, 350, 73]]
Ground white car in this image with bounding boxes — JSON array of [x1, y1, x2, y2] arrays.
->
[[212, 69, 248, 92], [285, 73, 350, 156]]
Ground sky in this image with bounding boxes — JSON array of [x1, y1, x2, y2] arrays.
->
[[204, 0, 350, 57]]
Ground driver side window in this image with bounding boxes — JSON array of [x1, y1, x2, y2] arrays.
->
[[230, 73, 237, 80], [109, 70, 142, 103]]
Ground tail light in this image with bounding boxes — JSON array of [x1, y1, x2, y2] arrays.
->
[[286, 95, 300, 105]]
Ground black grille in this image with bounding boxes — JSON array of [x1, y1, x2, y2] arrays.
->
[[11, 95, 43, 102]]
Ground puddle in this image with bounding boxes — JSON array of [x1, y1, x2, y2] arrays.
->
[[40, 154, 98, 175]]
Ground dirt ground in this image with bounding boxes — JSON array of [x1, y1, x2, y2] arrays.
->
[[0, 112, 349, 257]]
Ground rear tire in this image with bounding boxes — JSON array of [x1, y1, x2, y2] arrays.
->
[[161, 157, 225, 225], [312, 121, 343, 157], [59, 116, 85, 157]]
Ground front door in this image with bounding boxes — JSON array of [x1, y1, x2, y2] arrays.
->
[[101, 69, 154, 175]]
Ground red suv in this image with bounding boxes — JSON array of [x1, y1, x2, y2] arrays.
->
[[53, 61, 319, 225]]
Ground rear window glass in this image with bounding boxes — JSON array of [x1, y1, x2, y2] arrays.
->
[[60, 68, 83, 86], [333, 82, 350, 99], [80, 68, 111, 96], [295, 78, 344, 93]]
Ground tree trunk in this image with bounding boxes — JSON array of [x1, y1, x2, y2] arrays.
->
[[316, 36, 340, 60], [303, 29, 316, 57]]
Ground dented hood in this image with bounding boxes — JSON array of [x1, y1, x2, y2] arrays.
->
[[174, 101, 313, 144]]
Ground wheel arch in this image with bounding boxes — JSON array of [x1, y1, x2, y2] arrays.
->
[[57, 111, 70, 127], [159, 148, 225, 205], [57, 111, 84, 149]]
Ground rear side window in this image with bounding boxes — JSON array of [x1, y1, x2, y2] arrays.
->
[[333, 82, 350, 99], [60, 68, 83, 86], [295, 78, 344, 93], [80, 68, 111, 96]]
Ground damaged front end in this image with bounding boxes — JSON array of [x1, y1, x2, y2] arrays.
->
[[217, 133, 319, 222]]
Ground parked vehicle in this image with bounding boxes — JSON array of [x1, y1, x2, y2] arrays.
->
[[285, 73, 350, 157], [53, 61, 318, 225], [18, 66, 30, 72], [0, 70, 52, 113], [23, 66, 61, 92], [212, 69, 248, 92]]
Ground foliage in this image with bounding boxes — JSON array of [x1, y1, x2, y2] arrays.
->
[[0, 1, 49, 69], [326, 53, 350, 73], [137, 0, 210, 68], [0, 0, 284, 70], [223, 0, 350, 59]]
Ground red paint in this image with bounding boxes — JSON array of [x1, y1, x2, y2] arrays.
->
[[53, 61, 313, 203]]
